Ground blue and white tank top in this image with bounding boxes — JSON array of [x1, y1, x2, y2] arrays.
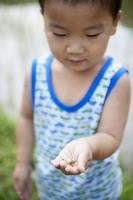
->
[[31, 54, 128, 200]]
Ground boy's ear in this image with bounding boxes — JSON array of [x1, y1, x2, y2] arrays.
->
[[40, 8, 45, 15], [111, 10, 122, 35], [40, 8, 43, 15]]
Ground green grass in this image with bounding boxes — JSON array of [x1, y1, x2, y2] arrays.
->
[[0, 0, 35, 5], [0, 110, 133, 199], [0, 110, 39, 200], [121, 174, 133, 200], [122, 0, 133, 27]]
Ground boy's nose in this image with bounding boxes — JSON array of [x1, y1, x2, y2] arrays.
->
[[66, 42, 84, 55]]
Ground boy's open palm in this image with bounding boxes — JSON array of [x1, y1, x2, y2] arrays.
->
[[51, 138, 93, 175]]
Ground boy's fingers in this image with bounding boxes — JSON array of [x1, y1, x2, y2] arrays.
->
[[52, 150, 73, 168], [77, 152, 91, 172], [60, 161, 71, 175], [20, 184, 31, 200], [65, 164, 80, 175], [22, 192, 30, 200], [58, 150, 73, 164], [13, 180, 23, 195], [60, 160, 67, 168], [13, 176, 31, 200], [51, 156, 61, 168]]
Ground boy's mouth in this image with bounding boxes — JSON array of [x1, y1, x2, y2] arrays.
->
[[68, 58, 86, 64]]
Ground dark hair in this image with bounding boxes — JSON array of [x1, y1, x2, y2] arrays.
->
[[38, 0, 122, 19]]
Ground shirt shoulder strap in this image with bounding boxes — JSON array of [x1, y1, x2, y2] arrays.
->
[[105, 66, 129, 101], [31, 58, 37, 110]]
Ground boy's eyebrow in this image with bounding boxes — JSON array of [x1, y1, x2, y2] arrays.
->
[[49, 22, 104, 31], [84, 24, 104, 31], [49, 23, 67, 30]]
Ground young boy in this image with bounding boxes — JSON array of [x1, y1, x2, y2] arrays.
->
[[13, 0, 131, 199]]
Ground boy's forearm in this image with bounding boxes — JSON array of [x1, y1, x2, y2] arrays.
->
[[87, 132, 120, 160], [16, 116, 34, 166]]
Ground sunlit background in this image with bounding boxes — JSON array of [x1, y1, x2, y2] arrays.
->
[[0, 0, 133, 198]]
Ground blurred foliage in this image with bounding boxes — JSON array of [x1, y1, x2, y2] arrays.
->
[[0, 0, 36, 4], [0, 110, 133, 199], [122, 0, 133, 28], [0, 110, 18, 199], [0, 110, 39, 200], [121, 174, 133, 200]]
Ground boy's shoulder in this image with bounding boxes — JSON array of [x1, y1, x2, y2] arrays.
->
[[106, 56, 130, 79], [32, 54, 52, 67], [103, 56, 130, 99], [110, 57, 129, 70]]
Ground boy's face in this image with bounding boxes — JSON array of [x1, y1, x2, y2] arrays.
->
[[43, 2, 120, 71]]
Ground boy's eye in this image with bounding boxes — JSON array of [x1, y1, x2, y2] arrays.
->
[[53, 33, 67, 37], [86, 33, 101, 38]]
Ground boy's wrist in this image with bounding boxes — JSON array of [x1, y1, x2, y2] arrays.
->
[[16, 161, 32, 170], [16, 151, 33, 167], [86, 136, 97, 160]]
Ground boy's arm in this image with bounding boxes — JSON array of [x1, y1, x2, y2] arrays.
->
[[87, 73, 131, 160], [13, 65, 34, 199], [52, 73, 131, 175], [16, 65, 34, 166]]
